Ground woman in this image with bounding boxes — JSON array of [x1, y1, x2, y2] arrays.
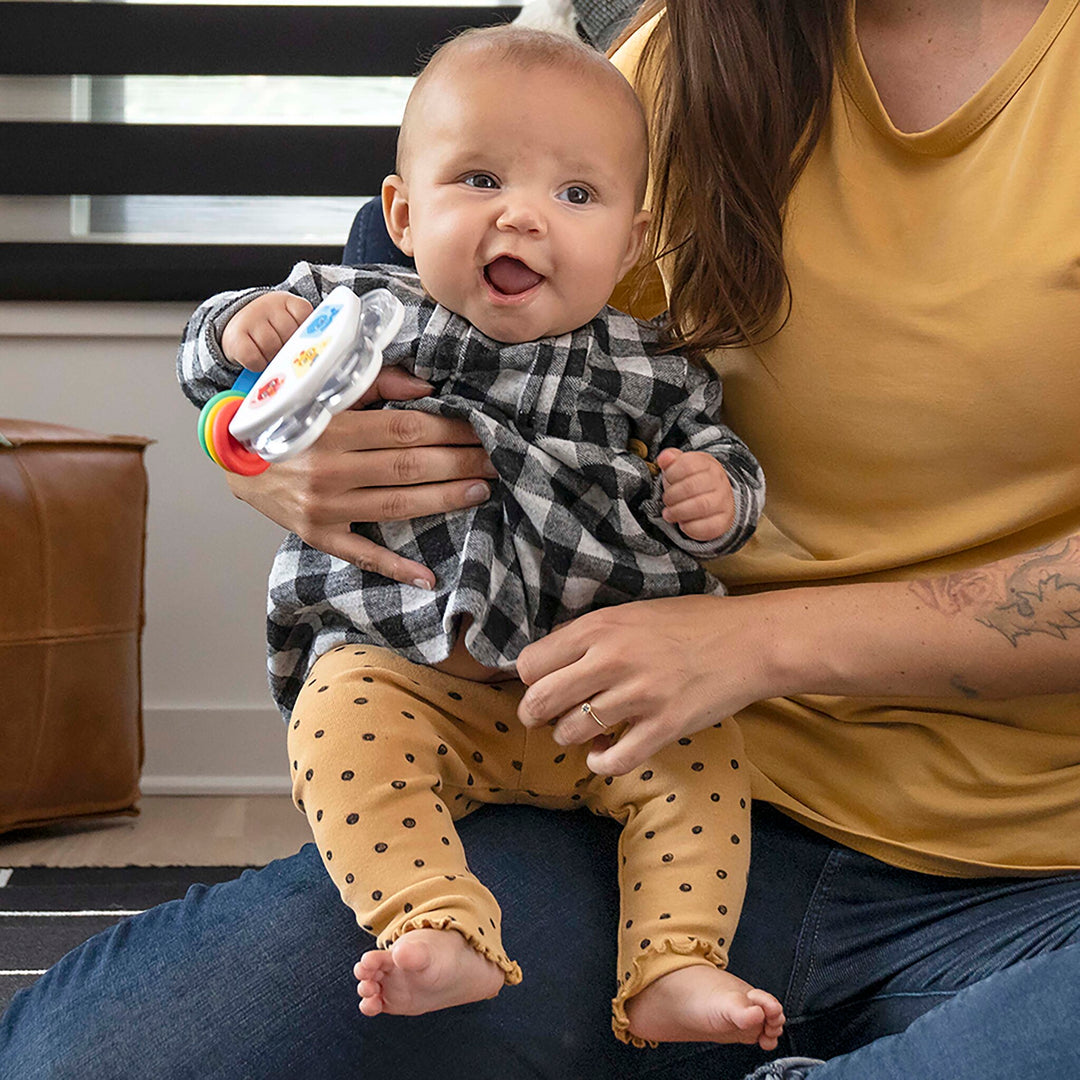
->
[[2, 2, 1078, 1077]]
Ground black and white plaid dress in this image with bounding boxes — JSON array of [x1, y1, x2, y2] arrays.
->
[[179, 263, 765, 719]]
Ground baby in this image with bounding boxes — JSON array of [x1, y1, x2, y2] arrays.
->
[[178, 26, 777, 1050]]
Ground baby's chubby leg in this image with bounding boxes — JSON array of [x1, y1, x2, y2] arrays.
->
[[288, 646, 527, 1016], [585, 718, 783, 1047]]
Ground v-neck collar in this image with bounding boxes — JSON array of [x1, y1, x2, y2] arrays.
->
[[839, 0, 1079, 154]]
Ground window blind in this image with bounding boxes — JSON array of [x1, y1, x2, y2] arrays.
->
[[0, 1, 520, 301]]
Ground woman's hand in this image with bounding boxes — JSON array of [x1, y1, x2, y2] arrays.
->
[[515, 594, 780, 775], [226, 365, 498, 586], [517, 530, 1080, 775]]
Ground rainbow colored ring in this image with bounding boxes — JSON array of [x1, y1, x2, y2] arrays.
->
[[197, 389, 268, 475], [197, 390, 239, 462], [211, 396, 268, 475]]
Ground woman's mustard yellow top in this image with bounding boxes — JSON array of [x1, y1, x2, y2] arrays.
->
[[614, 0, 1080, 876]]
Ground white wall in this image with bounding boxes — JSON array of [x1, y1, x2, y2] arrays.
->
[[0, 302, 290, 794]]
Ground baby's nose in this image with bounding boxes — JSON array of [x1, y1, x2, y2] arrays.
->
[[495, 197, 546, 234]]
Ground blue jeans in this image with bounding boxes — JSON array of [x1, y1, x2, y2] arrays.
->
[[2, 803, 1079, 1079]]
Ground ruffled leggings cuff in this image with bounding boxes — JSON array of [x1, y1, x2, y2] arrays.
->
[[388, 915, 523, 986], [611, 936, 725, 1048]]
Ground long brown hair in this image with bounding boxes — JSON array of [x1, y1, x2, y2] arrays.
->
[[614, 0, 845, 357]]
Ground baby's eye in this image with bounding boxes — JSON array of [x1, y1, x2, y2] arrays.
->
[[464, 174, 498, 189], [559, 186, 592, 205]]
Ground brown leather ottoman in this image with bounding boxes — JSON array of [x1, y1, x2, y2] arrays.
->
[[0, 419, 151, 835]]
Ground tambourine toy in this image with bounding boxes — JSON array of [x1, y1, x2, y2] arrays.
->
[[197, 285, 406, 475]]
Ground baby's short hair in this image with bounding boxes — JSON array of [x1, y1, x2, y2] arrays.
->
[[396, 26, 649, 206], [421, 24, 617, 79]]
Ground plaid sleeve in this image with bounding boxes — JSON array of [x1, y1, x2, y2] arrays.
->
[[176, 261, 426, 407], [593, 307, 765, 560], [176, 284, 269, 407], [638, 361, 765, 559]]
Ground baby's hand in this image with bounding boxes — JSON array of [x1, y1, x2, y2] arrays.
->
[[657, 447, 735, 542], [221, 291, 314, 372]]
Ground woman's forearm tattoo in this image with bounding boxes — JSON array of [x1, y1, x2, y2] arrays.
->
[[909, 536, 1080, 647]]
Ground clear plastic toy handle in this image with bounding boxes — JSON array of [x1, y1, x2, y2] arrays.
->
[[226, 285, 406, 464], [358, 288, 407, 355]]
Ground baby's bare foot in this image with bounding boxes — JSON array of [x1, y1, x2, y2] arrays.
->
[[353, 928, 504, 1017], [625, 966, 785, 1049]]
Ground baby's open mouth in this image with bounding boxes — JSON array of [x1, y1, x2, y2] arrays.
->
[[484, 256, 544, 296]]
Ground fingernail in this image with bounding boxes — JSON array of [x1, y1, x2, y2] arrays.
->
[[465, 482, 490, 504], [411, 578, 433, 591]]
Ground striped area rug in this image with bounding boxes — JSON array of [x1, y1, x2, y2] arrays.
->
[[0, 865, 250, 1009]]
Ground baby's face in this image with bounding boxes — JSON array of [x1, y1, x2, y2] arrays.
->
[[384, 60, 649, 343]]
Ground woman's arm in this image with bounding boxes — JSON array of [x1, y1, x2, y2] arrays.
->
[[178, 263, 499, 585], [516, 530, 1080, 774], [225, 366, 499, 587]]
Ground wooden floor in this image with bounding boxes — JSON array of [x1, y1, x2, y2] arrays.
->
[[0, 796, 313, 867]]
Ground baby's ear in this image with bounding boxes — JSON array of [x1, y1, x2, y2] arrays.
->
[[381, 175, 414, 256]]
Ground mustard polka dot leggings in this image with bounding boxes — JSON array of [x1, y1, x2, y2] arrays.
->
[[288, 645, 750, 1046]]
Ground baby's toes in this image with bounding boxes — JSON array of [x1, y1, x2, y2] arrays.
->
[[749, 989, 784, 1022], [355, 949, 393, 982], [358, 989, 385, 1017], [764, 1013, 786, 1038], [759, 1030, 781, 1053], [357, 965, 389, 1017]]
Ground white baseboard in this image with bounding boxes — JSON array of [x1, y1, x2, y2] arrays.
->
[[141, 706, 290, 796], [139, 774, 291, 796]]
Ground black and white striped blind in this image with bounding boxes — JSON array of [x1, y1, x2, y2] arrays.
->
[[0, 2, 520, 301]]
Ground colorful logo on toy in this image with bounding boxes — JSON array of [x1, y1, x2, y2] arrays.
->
[[292, 340, 325, 375], [254, 375, 285, 405], [303, 305, 341, 337]]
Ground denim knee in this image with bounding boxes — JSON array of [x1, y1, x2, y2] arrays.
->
[[0, 847, 365, 1080]]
